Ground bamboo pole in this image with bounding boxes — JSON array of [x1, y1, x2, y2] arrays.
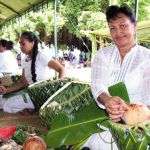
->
[[54, 0, 58, 57]]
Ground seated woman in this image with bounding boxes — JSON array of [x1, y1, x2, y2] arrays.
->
[[0, 31, 65, 113], [0, 39, 20, 76]]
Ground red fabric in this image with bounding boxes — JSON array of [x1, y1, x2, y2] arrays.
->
[[0, 126, 16, 140]]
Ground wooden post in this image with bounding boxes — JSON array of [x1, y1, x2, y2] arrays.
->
[[90, 35, 97, 60]]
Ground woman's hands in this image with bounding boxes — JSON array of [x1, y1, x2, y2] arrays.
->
[[0, 74, 27, 95], [0, 85, 7, 94], [98, 93, 128, 122], [104, 96, 128, 122]]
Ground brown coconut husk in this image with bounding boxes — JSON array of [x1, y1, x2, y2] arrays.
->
[[122, 103, 150, 125], [23, 136, 47, 150]]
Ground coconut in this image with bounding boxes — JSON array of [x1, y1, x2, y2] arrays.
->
[[122, 103, 150, 125], [23, 136, 47, 150]]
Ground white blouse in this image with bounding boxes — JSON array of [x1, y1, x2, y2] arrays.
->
[[0, 50, 19, 75], [91, 44, 150, 106], [21, 45, 55, 84]]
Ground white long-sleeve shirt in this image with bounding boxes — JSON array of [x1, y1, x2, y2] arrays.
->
[[91, 44, 150, 106]]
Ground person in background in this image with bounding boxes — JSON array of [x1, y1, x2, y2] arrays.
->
[[0, 31, 65, 113], [84, 5, 150, 150], [0, 39, 20, 76]]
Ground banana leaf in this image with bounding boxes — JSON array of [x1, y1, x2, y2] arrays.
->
[[108, 82, 130, 103], [45, 103, 109, 148], [40, 81, 150, 149], [40, 81, 110, 147], [27, 78, 72, 110], [109, 121, 150, 150]]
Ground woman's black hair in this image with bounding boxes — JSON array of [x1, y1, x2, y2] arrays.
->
[[106, 4, 136, 24], [0, 39, 14, 50], [0, 39, 7, 48], [21, 31, 40, 82], [6, 41, 14, 50]]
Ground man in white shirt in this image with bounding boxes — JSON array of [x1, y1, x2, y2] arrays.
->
[[84, 4, 150, 150]]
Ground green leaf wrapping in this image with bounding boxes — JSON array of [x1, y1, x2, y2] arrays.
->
[[40, 81, 109, 147], [40, 82, 93, 126], [109, 122, 150, 150], [12, 129, 27, 144], [27, 78, 72, 110], [108, 82, 130, 103], [40, 81, 150, 149]]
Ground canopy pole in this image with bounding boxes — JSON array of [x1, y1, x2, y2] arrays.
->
[[54, 0, 58, 57], [135, 0, 139, 43], [135, 0, 139, 21]]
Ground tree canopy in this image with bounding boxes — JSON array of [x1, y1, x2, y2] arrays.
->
[[0, 0, 150, 47]]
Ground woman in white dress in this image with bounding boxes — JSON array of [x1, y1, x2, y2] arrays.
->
[[83, 5, 150, 150], [0, 31, 65, 113]]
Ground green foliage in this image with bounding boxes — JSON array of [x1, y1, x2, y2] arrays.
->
[[136, 21, 150, 45], [78, 11, 106, 31], [0, 0, 150, 45], [0, 3, 64, 41], [119, 0, 150, 21], [12, 129, 27, 144], [12, 125, 44, 145], [60, 0, 109, 35]]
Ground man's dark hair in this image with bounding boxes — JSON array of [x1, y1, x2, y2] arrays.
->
[[106, 5, 136, 23]]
